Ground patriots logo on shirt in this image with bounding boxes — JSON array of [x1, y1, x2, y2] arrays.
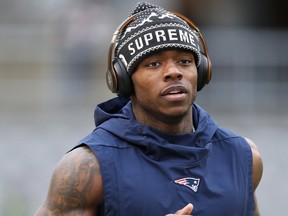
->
[[174, 177, 200, 193]]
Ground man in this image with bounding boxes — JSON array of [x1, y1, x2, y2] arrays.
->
[[34, 2, 263, 216]]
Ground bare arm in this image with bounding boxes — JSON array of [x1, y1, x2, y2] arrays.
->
[[34, 146, 103, 216], [245, 138, 263, 216]]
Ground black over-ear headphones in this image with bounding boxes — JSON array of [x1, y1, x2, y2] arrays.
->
[[106, 11, 212, 98]]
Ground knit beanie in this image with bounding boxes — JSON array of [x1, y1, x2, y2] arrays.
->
[[115, 2, 202, 75]]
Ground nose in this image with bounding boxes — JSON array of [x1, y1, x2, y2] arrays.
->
[[163, 61, 183, 81]]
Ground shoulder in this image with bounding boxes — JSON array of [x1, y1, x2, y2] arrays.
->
[[35, 145, 103, 215], [55, 145, 103, 203], [245, 137, 263, 190]]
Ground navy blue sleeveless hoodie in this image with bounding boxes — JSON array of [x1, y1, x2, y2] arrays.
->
[[77, 97, 254, 216]]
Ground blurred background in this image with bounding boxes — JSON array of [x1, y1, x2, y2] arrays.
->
[[0, 0, 287, 215]]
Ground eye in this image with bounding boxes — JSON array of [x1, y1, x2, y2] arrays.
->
[[177, 52, 195, 66], [146, 61, 161, 68], [179, 58, 193, 65]]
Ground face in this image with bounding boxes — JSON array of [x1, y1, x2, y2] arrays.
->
[[131, 49, 198, 124]]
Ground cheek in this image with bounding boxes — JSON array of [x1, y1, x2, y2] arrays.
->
[[133, 80, 153, 100], [132, 73, 157, 96], [192, 69, 198, 87], [186, 71, 197, 88]]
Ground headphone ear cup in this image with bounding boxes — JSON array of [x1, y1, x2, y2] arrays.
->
[[112, 58, 134, 98], [197, 52, 211, 91], [106, 63, 118, 94]]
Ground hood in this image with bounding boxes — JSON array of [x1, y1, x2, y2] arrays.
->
[[93, 97, 218, 166]]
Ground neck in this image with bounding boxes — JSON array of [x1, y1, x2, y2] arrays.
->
[[132, 106, 194, 135]]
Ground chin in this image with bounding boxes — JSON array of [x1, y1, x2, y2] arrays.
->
[[162, 106, 191, 119]]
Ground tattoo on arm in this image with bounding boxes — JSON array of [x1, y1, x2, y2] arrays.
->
[[44, 146, 102, 215]]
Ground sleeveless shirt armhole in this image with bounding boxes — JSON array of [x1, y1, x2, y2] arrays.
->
[[244, 138, 255, 216], [88, 144, 121, 216]]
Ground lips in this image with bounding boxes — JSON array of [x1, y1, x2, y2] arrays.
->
[[160, 85, 188, 97]]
